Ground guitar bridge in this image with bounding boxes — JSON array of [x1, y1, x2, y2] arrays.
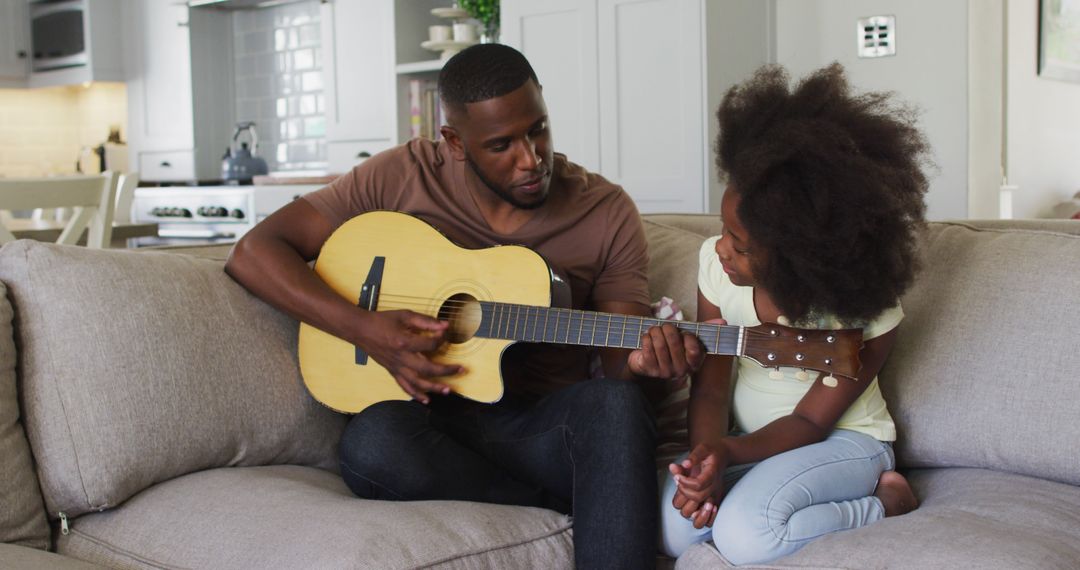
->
[[355, 256, 385, 365]]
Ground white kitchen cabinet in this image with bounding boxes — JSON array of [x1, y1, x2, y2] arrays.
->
[[500, 0, 600, 173], [502, 0, 707, 213], [125, 0, 194, 174], [125, 1, 235, 182], [327, 139, 394, 174], [0, 0, 30, 87], [321, 0, 455, 172], [320, 0, 394, 144]]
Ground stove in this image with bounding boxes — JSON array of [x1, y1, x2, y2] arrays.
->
[[131, 185, 322, 246]]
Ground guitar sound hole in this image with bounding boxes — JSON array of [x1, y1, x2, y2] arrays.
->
[[438, 293, 481, 343]]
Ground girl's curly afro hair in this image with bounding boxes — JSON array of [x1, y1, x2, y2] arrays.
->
[[716, 63, 931, 325]]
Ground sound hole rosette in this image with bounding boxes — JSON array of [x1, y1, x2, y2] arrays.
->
[[430, 280, 493, 358]]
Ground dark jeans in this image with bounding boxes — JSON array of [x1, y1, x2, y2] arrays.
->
[[339, 378, 659, 570]]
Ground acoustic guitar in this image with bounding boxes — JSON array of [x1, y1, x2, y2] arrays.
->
[[298, 211, 863, 413]]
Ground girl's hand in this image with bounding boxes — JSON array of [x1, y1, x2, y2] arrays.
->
[[670, 442, 729, 528]]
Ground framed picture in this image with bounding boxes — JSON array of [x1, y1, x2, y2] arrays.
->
[[1038, 0, 1080, 83]]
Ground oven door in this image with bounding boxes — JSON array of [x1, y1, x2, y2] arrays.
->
[[31, 1, 87, 72], [130, 222, 246, 248]]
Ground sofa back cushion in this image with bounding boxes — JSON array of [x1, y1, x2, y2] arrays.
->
[[0, 282, 50, 549], [0, 241, 346, 519], [642, 219, 711, 318], [882, 222, 1080, 485]]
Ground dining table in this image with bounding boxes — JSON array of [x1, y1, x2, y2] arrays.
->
[[6, 219, 159, 248]]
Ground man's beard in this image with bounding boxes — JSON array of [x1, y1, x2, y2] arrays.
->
[[465, 154, 548, 210]]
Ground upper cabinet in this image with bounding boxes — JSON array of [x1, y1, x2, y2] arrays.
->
[[319, 0, 395, 173], [0, 0, 30, 87], [501, 0, 600, 174], [125, 0, 194, 156], [503, 0, 708, 213], [320, 0, 393, 144], [320, 0, 449, 173]]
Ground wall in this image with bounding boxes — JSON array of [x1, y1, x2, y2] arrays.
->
[[1005, 0, 1080, 218], [231, 0, 327, 173], [967, 1, 1006, 219], [771, 0, 970, 220], [0, 82, 127, 178], [705, 0, 774, 212]]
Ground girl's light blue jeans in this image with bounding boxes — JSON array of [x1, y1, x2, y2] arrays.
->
[[659, 429, 894, 565]]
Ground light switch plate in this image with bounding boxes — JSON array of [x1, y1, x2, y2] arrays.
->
[[857, 15, 896, 58]]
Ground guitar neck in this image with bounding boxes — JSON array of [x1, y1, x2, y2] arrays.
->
[[477, 302, 743, 356]]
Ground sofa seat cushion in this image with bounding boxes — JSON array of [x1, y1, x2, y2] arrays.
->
[[0, 241, 346, 519], [674, 467, 1080, 569], [57, 465, 574, 570], [0, 281, 50, 549], [0, 543, 110, 569]]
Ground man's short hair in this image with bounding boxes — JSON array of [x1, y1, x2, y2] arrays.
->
[[439, 44, 539, 115]]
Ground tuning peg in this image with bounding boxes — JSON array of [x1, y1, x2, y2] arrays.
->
[[822, 375, 838, 388], [769, 369, 783, 380], [795, 370, 810, 382], [777, 315, 791, 326]]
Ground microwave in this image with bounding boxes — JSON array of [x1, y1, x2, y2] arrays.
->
[[30, 0, 88, 72]]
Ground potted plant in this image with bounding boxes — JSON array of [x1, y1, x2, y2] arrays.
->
[[459, 0, 499, 43]]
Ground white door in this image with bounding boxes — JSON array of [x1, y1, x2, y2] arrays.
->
[[597, 0, 705, 213], [320, 0, 393, 144], [0, 0, 29, 84], [502, 0, 601, 173]]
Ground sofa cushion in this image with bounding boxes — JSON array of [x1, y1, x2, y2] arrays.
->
[[675, 467, 1080, 569], [643, 214, 722, 241], [0, 241, 347, 519], [0, 281, 50, 549], [881, 223, 1080, 485], [0, 543, 110, 569], [57, 465, 574, 570], [643, 219, 710, 319]]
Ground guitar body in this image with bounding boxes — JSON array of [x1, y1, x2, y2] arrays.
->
[[298, 211, 554, 413]]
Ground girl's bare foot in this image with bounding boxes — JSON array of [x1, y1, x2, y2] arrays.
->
[[875, 471, 919, 516]]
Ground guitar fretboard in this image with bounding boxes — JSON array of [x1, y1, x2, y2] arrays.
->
[[476, 302, 743, 355]]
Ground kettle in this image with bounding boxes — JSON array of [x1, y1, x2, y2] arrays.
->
[[221, 121, 269, 184]]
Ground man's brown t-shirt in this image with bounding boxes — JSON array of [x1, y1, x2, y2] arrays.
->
[[304, 138, 649, 400]]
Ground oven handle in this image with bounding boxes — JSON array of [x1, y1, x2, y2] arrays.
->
[[158, 229, 238, 239]]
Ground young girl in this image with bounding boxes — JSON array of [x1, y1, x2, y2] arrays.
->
[[660, 63, 930, 564]]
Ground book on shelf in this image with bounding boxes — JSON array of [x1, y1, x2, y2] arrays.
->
[[408, 78, 443, 141]]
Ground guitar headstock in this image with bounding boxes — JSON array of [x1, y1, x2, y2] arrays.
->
[[742, 323, 863, 380]]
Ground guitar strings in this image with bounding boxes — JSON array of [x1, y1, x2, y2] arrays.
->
[[368, 296, 851, 372], [373, 294, 841, 341], [366, 293, 842, 344]]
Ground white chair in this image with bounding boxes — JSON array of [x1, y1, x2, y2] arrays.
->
[[112, 172, 140, 224], [0, 172, 119, 248]]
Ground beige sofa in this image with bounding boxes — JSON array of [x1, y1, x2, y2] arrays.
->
[[2, 214, 1080, 569]]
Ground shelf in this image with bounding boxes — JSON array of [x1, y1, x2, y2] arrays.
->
[[431, 6, 469, 19], [395, 59, 446, 74]]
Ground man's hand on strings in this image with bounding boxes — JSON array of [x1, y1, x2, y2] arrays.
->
[[357, 309, 463, 404], [628, 323, 706, 380]]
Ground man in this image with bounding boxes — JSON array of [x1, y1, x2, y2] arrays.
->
[[225, 44, 702, 569]]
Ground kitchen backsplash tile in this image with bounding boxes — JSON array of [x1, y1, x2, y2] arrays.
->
[[232, 0, 326, 173], [0, 83, 126, 178]]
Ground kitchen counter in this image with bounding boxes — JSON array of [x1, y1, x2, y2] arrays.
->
[[253, 174, 342, 186]]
